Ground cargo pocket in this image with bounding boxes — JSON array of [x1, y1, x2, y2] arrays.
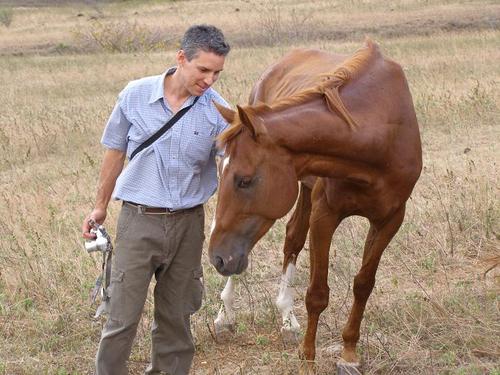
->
[[185, 266, 204, 314], [107, 269, 125, 322]]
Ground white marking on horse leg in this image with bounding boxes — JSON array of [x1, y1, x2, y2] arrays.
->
[[276, 263, 300, 338], [214, 276, 236, 334]]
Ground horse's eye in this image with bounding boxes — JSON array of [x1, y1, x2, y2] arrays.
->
[[236, 176, 253, 189]]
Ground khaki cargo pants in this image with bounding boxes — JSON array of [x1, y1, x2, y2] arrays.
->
[[96, 202, 205, 375]]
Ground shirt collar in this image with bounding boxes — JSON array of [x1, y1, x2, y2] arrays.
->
[[149, 66, 177, 104], [148, 66, 210, 106]]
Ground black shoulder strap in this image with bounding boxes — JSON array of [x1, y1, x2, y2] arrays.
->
[[129, 96, 200, 161]]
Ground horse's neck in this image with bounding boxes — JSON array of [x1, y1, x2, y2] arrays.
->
[[292, 154, 376, 184], [266, 102, 378, 183]]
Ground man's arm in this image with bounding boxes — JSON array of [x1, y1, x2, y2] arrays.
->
[[82, 148, 126, 239]]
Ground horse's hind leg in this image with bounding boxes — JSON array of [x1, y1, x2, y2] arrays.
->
[[276, 181, 312, 343], [339, 205, 406, 371], [282, 182, 313, 267]]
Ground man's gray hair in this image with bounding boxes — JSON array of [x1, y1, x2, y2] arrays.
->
[[181, 24, 230, 61]]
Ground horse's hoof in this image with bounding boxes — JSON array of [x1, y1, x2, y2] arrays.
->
[[281, 327, 300, 345], [214, 321, 235, 341], [336, 359, 362, 375], [322, 343, 343, 356], [298, 359, 316, 375]]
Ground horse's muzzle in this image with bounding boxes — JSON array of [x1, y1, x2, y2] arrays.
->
[[210, 251, 248, 276]]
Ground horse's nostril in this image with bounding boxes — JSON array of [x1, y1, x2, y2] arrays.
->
[[214, 255, 224, 270]]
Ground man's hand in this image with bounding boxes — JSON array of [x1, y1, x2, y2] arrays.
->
[[82, 208, 107, 240]]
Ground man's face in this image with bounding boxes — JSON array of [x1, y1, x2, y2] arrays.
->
[[177, 49, 225, 96]]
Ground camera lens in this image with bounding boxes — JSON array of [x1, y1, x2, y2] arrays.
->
[[85, 241, 98, 252]]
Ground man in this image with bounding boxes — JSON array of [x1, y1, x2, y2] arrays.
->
[[81, 25, 230, 375]]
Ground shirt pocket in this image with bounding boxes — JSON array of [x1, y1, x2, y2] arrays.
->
[[185, 132, 215, 173]]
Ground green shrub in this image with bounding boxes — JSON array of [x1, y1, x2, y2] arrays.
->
[[0, 7, 13, 27]]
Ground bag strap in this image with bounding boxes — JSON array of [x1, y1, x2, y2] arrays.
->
[[130, 96, 200, 160]]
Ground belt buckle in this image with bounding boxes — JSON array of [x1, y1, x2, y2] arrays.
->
[[136, 204, 147, 215], [165, 207, 177, 215]]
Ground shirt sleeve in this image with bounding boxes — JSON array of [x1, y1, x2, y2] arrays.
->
[[100, 99, 131, 152]]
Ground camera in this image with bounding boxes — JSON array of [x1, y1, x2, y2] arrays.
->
[[85, 220, 112, 253]]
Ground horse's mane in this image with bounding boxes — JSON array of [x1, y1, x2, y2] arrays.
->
[[218, 39, 380, 146]]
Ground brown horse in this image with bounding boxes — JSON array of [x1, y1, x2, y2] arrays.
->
[[209, 39, 422, 370]]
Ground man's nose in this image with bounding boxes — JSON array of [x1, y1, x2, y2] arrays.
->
[[204, 74, 215, 86]]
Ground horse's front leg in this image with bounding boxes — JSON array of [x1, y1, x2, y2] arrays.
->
[[276, 260, 301, 342], [276, 181, 312, 343], [301, 180, 340, 373], [214, 276, 236, 336], [340, 205, 406, 369]]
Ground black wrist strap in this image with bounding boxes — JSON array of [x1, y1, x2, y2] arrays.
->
[[129, 96, 200, 161]]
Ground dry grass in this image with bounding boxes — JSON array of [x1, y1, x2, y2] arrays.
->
[[0, 1, 499, 374], [0, 1, 498, 54]]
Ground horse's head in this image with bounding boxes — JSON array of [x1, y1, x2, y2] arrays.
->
[[209, 103, 299, 275]]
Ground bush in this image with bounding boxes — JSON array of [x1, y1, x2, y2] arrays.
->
[[73, 20, 171, 53], [0, 7, 13, 27]]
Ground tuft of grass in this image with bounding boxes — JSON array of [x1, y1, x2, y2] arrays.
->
[[72, 20, 170, 53], [0, 7, 13, 27]]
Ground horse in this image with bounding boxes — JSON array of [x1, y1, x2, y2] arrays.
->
[[208, 39, 422, 372]]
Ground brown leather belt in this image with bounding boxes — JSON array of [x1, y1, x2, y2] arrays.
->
[[124, 201, 202, 215]]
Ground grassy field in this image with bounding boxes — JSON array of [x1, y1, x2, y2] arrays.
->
[[0, 0, 499, 374]]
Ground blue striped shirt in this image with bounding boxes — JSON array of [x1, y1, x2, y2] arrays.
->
[[101, 68, 229, 209]]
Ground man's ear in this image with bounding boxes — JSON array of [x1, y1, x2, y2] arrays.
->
[[236, 105, 267, 140], [176, 50, 187, 66], [213, 101, 236, 124]]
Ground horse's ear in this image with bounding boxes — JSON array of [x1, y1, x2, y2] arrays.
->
[[237, 105, 267, 140], [213, 100, 236, 124]]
